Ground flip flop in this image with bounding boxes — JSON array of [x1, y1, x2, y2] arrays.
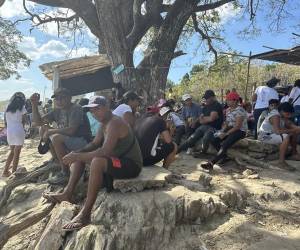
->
[[62, 220, 90, 232], [43, 193, 62, 204]]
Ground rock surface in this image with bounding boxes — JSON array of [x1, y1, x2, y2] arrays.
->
[[113, 166, 170, 193]]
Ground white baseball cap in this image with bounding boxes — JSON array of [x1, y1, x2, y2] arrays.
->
[[182, 94, 192, 101], [82, 96, 107, 108], [159, 106, 171, 116]]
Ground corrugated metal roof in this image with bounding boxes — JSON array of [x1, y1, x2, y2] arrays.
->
[[251, 46, 300, 65]]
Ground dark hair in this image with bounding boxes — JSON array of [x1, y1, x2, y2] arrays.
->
[[6, 93, 25, 113], [78, 98, 89, 106], [294, 79, 300, 88], [278, 102, 294, 113], [266, 77, 280, 88], [269, 99, 279, 106]]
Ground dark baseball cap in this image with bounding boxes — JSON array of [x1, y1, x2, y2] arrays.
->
[[203, 90, 215, 99], [51, 87, 71, 98], [123, 91, 143, 101], [266, 77, 280, 87], [82, 96, 107, 108]]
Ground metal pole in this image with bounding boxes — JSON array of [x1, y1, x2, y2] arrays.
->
[[245, 51, 252, 101]]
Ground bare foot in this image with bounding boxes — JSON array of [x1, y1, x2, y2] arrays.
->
[[62, 212, 91, 231], [2, 170, 11, 177], [43, 192, 73, 204]]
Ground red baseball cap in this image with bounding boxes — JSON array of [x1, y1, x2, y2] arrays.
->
[[226, 92, 240, 101], [147, 106, 160, 114]]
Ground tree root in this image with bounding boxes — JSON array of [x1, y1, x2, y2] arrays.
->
[[0, 161, 53, 212], [227, 149, 275, 169], [0, 202, 54, 248]]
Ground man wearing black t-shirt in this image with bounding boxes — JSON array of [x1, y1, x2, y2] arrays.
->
[[134, 112, 177, 168], [178, 90, 223, 153]]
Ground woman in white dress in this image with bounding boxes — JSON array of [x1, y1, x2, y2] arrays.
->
[[2, 92, 26, 177]]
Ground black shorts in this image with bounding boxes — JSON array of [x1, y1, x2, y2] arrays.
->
[[103, 157, 142, 192], [143, 142, 175, 166], [106, 157, 141, 179]]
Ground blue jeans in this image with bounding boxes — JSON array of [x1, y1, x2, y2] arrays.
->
[[294, 105, 300, 126]]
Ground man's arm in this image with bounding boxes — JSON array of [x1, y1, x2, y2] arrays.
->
[[123, 111, 135, 127], [75, 119, 120, 162], [75, 127, 104, 153]]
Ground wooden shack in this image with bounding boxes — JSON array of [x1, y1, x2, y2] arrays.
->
[[39, 54, 114, 96]]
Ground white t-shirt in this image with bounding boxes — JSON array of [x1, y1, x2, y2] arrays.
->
[[254, 86, 279, 109], [113, 104, 132, 118], [5, 106, 27, 145], [169, 112, 184, 127], [289, 86, 300, 106], [280, 95, 289, 103]]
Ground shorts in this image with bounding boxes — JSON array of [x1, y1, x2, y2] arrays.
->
[[49, 134, 88, 151], [143, 142, 175, 166], [258, 133, 288, 145], [106, 157, 141, 179]]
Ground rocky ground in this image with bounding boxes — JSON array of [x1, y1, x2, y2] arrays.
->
[[0, 139, 299, 250]]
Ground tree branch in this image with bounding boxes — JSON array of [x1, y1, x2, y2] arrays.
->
[[196, 0, 234, 12], [192, 13, 218, 62], [126, 0, 163, 51]]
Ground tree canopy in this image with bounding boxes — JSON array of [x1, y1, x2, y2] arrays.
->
[[0, 17, 30, 80]]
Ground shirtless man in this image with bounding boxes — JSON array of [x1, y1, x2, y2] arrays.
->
[[43, 96, 143, 230]]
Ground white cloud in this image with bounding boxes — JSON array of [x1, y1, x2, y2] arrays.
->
[[0, 0, 35, 18], [19, 36, 94, 60], [0, 78, 37, 101]]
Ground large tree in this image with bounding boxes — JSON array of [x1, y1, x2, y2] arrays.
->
[[2, 0, 295, 102]]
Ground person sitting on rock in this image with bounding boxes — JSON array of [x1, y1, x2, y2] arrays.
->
[[30, 88, 92, 185], [258, 102, 300, 171], [113, 91, 143, 127], [43, 96, 143, 231], [134, 107, 177, 169], [160, 104, 185, 145], [201, 92, 248, 171], [177, 90, 223, 155]]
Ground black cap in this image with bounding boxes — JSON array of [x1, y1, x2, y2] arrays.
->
[[266, 77, 280, 87], [51, 87, 71, 98], [123, 91, 143, 101], [203, 90, 215, 99]]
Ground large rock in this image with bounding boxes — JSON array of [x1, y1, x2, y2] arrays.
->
[[64, 186, 226, 250], [113, 166, 170, 193]]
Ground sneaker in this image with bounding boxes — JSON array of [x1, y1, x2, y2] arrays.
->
[[48, 171, 69, 185], [186, 148, 193, 155]]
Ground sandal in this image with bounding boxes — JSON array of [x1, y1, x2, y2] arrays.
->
[[62, 219, 90, 232], [276, 161, 296, 172]]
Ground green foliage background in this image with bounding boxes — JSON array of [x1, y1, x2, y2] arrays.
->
[[168, 56, 300, 102]]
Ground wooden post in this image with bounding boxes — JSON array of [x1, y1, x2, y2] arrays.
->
[[245, 51, 252, 101], [52, 66, 60, 91]]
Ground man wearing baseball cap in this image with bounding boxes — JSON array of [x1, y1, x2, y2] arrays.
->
[[43, 95, 143, 230], [181, 94, 202, 154], [30, 88, 92, 185], [178, 90, 223, 154]]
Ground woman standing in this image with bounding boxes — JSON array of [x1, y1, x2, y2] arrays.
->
[[201, 92, 248, 171], [2, 92, 26, 177]]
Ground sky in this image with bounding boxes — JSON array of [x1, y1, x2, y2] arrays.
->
[[0, 0, 299, 101]]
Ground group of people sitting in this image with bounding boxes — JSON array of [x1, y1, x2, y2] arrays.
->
[[2, 76, 300, 230]]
